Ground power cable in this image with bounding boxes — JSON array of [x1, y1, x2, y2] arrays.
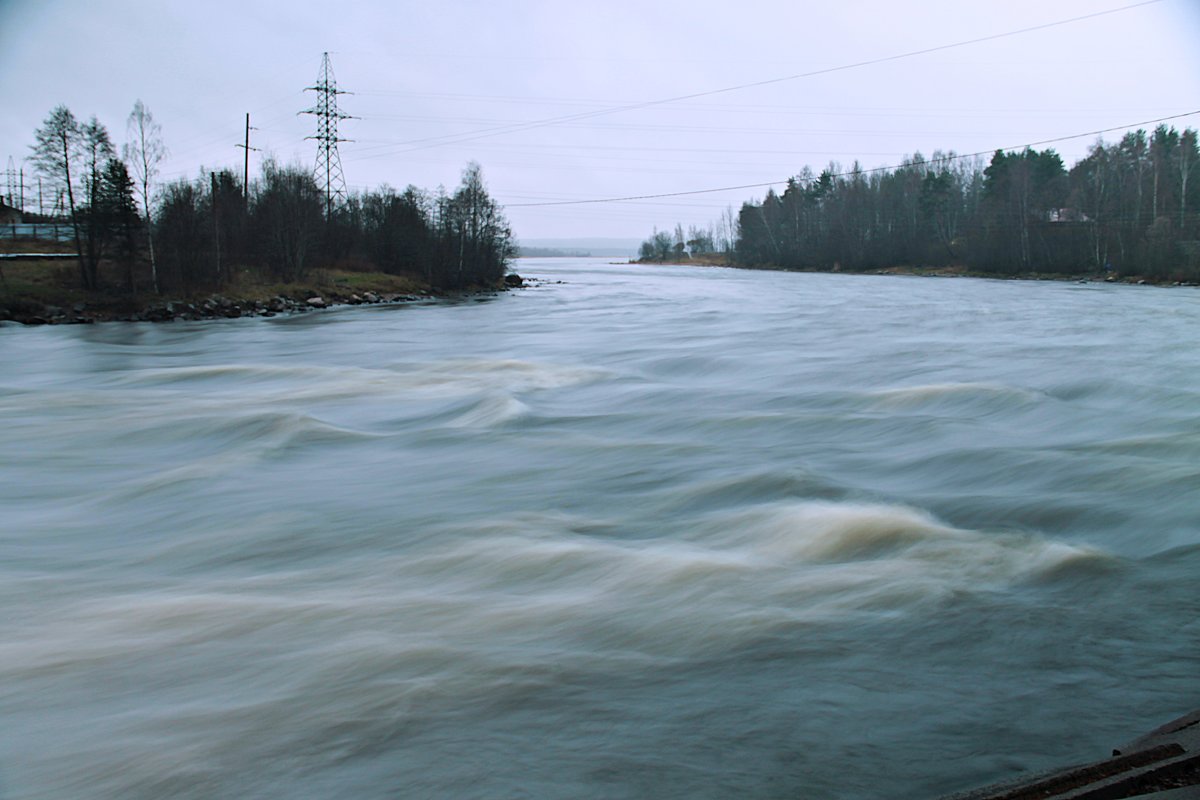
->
[[504, 109, 1200, 207], [349, 0, 1165, 160]]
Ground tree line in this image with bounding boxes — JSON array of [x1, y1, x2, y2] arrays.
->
[[640, 126, 1200, 281], [27, 103, 514, 295]]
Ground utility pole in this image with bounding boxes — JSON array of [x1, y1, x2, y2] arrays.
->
[[234, 113, 259, 202], [19, 168, 24, 214], [300, 52, 355, 216]]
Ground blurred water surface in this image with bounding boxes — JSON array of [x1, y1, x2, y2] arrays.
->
[[1, 258, 1197, 799]]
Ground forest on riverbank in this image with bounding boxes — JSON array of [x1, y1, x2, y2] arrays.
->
[[2, 103, 514, 322], [640, 125, 1200, 282]]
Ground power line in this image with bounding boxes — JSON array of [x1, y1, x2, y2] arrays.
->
[[504, 109, 1200, 208], [301, 52, 355, 214], [349, 0, 1165, 161]]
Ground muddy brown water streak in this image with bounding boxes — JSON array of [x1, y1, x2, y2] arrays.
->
[[1, 258, 1197, 799]]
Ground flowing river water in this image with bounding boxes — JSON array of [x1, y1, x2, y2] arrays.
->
[[1, 258, 1197, 799]]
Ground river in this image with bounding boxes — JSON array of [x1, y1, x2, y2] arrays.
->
[[1, 258, 1197, 799]]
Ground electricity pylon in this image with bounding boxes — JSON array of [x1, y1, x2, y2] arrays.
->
[[301, 52, 355, 215], [4, 157, 15, 208]]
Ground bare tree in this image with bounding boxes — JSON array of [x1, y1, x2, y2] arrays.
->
[[430, 163, 512, 287], [77, 117, 115, 289], [718, 205, 739, 256], [29, 105, 87, 286], [253, 160, 323, 281], [123, 100, 167, 293]]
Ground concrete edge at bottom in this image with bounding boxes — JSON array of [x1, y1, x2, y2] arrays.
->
[[935, 710, 1200, 800]]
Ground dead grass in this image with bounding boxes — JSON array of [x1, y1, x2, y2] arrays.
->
[[242, 267, 426, 299], [1, 254, 431, 320], [0, 237, 76, 255]]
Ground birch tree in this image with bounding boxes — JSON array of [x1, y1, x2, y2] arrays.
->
[[1180, 129, 1198, 230], [123, 100, 167, 293]]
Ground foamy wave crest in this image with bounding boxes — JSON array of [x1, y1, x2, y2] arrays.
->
[[703, 501, 1113, 591], [715, 502, 961, 561], [1, 506, 1113, 678], [864, 382, 1043, 411], [116, 359, 607, 403], [387, 359, 609, 403], [444, 394, 530, 428], [100, 412, 376, 501], [119, 409, 375, 447], [280, 503, 1112, 660], [111, 363, 335, 386]]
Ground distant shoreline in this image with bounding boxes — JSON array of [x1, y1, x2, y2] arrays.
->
[[632, 259, 1199, 287]]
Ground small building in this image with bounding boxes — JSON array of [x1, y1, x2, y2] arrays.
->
[[1047, 208, 1090, 223], [0, 201, 23, 226]]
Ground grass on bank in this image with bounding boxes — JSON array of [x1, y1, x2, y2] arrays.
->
[[0, 239, 430, 320]]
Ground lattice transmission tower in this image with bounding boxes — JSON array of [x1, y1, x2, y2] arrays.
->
[[301, 52, 355, 215], [4, 157, 16, 208]]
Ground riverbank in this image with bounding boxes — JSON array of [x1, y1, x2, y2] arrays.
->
[[634, 257, 1199, 287], [940, 709, 1200, 799], [0, 249, 522, 325], [862, 263, 1197, 287]]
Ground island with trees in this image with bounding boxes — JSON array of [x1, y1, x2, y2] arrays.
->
[[638, 126, 1200, 284], [1, 104, 516, 325]]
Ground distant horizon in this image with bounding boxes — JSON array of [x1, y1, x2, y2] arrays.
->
[[517, 238, 642, 257], [517, 237, 642, 247]]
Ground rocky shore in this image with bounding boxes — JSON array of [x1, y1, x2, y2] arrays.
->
[[0, 270, 527, 327], [2, 289, 433, 326]]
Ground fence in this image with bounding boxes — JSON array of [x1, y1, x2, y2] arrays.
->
[[1, 222, 76, 242]]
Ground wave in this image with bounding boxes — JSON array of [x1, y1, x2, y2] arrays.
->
[[329, 502, 1115, 657], [0, 497, 1120, 800], [113, 359, 608, 398], [657, 469, 847, 513], [19, 361, 594, 422], [863, 382, 1044, 412], [3, 501, 1114, 686], [443, 394, 531, 428], [707, 500, 1111, 575], [121, 408, 375, 446], [96, 411, 378, 502], [1073, 431, 1200, 461], [0, 358, 605, 458]]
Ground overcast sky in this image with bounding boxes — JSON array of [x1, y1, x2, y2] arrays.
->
[[1, 0, 1198, 242]]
